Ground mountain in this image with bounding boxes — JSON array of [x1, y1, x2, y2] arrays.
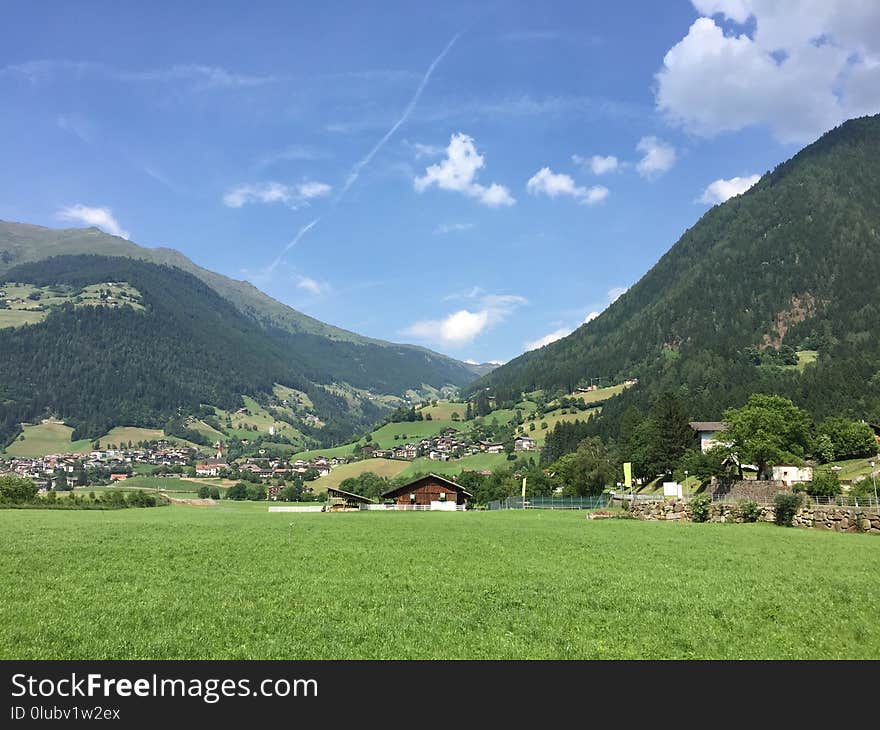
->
[[465, 114, 880, 432], [0, 219, 483, 369], [0, 252, 478, 449]]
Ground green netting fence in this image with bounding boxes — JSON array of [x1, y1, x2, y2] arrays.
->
[[487, 495, 611, 510]]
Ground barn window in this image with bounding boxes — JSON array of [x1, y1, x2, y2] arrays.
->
[[409, 493, 415, 502], [439, 492, 446, 501]]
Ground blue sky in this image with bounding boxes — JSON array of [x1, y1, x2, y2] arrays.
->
[[2, 1, 879, 363]]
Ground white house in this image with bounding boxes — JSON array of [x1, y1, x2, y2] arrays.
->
[[514, 436, 537, 451], [772, 465, 813, 486], [689, 422, 728, 453]]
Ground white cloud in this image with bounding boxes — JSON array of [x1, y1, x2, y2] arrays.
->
[[656, 3, 880, 143], [403, 291, 526, 346], [525, 327, 572, 351], [1, 60, 280, 90], [406, 309, 489, 346], [56, 205, 129, 239], [298, 181, 332, 199], [699, 174, 761, 204], [635, 137, 677, 178], [409, 141, 445, 158], [414, 133, 515, 208], [296, 275, 328, 296], [572, 154, 619, 175], [608, 286, 628, 303], [222, 181, 331, 208], [526, 167, 609, 205], [584, 310, 600, 323], [433, 222, 475, 235]]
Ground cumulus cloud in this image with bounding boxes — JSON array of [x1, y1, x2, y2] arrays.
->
[[525, 327, 572, 351], [635, 137, 677, 178], [656, 2, 880, 143], [572, 153, 619, 175], [526, 167, 609, 205], [56, 205, 129, 239], [699, 174, 761, 204], [222, 181, 331, 208], [414, 133, 515, 208], [403, 291, 526, 346]]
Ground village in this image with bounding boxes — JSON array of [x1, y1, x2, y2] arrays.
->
[[0, 421, 538, 494]]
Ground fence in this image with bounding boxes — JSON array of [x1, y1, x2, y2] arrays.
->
[[613, 491, 880, 509], [611, 492, 693, 503], [488, 495, 611, 510], [361, 503, 467, 511], [711, 493, 880, 508]]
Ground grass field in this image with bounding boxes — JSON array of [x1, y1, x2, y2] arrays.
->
[[418, 402, 464, 420], [796, 350, 819, 371], [527, 408, 601, 445], [397, 452, 511, 479], [828, 456, 880, 483], [566, 383, 627, 405], [2, 506, 878, 659], [2, 421, 203, 457], [291, 443, 361, 463], [0, 309, 47, 328], [100, 426, 165, 446], [368, 420, 465, 449], [312, 458, 410, 491], [3, 422, 93, 457]]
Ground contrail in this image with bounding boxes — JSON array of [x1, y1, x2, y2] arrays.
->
[[266, 30, 462, 272], [338, 30, 463, 201], [267, 218, 320, 273]]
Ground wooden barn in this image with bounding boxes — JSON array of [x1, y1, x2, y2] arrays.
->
[[380, 474, 472, 510], [326, 487, 375, 511]]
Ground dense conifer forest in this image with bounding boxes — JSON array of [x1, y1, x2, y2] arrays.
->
[[466, 114, 880, 436]]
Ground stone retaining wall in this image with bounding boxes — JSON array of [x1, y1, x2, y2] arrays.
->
[[704, 478, 791, 502], [631, 499, 880, 533]]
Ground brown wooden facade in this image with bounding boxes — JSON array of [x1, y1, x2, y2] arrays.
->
[[381, 474, 472, 506]]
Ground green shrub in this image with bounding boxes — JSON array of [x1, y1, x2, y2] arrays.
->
[[773, 492, 802, 526], [689, 493, 713, 523], [738, 500, 762, 523], [197, 485, 211, 499], [805, 469, 841, 497]]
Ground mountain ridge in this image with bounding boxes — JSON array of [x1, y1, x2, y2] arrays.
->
[[465, 113, 880, 431], [0, 219, 481, 369]]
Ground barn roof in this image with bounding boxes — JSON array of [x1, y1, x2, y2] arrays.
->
[[689, 421, 726, 432], [326, 487, 375, 503], [381, 473, 473, 499]]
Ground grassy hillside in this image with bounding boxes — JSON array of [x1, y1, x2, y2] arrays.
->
[[311, 458, 410, 491], [368, 420, 466, 449], [3, 422, 92, 457]]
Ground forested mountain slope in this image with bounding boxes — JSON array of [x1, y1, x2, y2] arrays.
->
[[0, 220, 482, 376], [466, 114, 880, 432], [0, 255, 462, 447]]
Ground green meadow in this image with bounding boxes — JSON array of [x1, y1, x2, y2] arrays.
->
[[1, 505, 878, 659], [2, 422, 92, 457]]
